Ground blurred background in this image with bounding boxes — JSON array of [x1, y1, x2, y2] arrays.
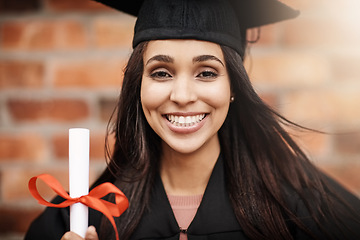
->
[[0, 0, 359, 239]]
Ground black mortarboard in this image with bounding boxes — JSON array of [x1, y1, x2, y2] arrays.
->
[[94, 0, 299, 57]]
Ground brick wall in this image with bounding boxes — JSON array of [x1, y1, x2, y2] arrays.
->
[[0, 0, 359, 239]]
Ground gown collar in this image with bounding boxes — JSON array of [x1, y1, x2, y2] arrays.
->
[[130, 154, 245, 240]]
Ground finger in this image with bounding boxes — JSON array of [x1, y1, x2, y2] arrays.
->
[[85, 226, 99, 240], [60, 231, 84, 240]]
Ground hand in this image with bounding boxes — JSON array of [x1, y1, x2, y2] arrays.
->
[[61, 226, 99, 240]]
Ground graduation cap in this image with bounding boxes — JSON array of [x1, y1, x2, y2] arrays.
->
[[94, 0, 299, 58]]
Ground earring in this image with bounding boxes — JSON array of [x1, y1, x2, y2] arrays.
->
[[230, 96, 235, 102]]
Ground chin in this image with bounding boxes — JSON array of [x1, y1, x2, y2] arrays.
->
[[162, 140, 204, 155]]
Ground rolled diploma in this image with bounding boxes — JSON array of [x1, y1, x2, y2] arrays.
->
[[69, 128, 89, 237]]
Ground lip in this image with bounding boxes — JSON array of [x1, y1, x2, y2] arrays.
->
[[162, 112, 208, 134]]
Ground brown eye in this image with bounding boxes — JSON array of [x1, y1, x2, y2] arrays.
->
[[150, 71, 172, 79], [197, 71, 218, 78]]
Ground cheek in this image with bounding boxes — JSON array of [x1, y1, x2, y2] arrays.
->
[[200, 81, 231, 107], [140, 80, 168, 112]]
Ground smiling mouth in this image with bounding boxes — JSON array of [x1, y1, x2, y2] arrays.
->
[[165, 114, 207, 127]]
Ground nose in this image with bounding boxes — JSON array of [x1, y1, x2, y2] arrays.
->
[[169, 76, 197, 105]]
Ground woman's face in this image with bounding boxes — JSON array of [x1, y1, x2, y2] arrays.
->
[[141, 39, 231, 155]]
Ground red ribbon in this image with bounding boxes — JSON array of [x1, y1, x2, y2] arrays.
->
[[28, 174, 129, 240]]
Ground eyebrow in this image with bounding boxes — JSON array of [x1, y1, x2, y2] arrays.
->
[[193, 55, 224, 66], [145, 54, 224, 66], [145, 55, 174, 66]]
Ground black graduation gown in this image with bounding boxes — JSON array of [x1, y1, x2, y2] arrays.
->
[[25, 155, 360, 240], [25, 156, 244, 240], [130, 155, 244, 240]]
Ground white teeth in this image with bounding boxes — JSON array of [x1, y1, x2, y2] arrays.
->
[[191, 116, 196, 123], [166, 114, 206, 127]]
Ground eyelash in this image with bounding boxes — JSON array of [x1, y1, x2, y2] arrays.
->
[[148, 69, 218, 80], [197, 70, 218, 79], [150, 70, 172, 79]]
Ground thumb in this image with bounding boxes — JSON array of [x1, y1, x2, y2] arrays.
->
[[85, 226, 99, 240]]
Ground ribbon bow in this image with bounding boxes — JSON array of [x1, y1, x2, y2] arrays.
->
[[28, 174, 129, 240]]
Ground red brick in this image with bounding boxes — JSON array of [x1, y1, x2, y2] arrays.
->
[[282, 18, 330, 47], [99, 98, 117, 122], [52, 134, 67, 159], [288, 129, 330, 159], [0, 207, 42, 233], [334, 132, 360, 155], [0, 60, 44, 88], [57, 21, 88, 49], [1, 20, 87, 50], [281, 89, 360, 126], [282, 16, 360, 49], [1, 165, 106, 203], [7, 99, 90, 122], [258, 92, 278, 110], [247, 24, 278, 48], [0, 134, 46, 162], [53, 59, 126, 88], [1, 167, 69, 202], [93, 16, 135, 49], [246, 52, 329, 87], [102, 132, 115, 162], [52, 131, 114, 160], [45, 0, 112, 12], [89, 133, 107, 160]]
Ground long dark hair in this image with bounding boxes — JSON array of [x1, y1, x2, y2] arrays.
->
[[219, 45, 360, 239], [95, 42, 359, 239]]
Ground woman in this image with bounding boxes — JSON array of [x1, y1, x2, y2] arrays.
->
[[26, 0, 360, 239]]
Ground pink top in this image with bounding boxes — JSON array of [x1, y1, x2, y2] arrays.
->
[[167, 194, 203, 240]]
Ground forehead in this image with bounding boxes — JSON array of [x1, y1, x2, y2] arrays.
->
[[143, 39, 224, 61]]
